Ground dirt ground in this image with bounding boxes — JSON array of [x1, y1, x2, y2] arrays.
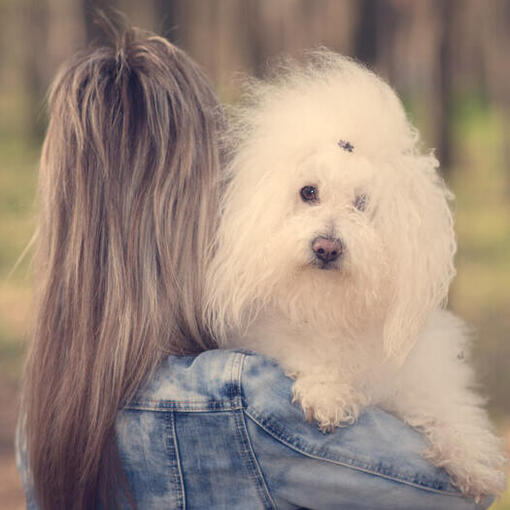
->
[[0, 454, 24, 510], [0, 377, 24, 510]]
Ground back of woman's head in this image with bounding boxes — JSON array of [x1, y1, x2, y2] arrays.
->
[[24, 25, 222, 509]]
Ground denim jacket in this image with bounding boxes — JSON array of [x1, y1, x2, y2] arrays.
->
[[18, 349, 492, 509]]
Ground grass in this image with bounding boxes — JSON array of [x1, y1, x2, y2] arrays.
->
[[0, 137, 38, 282], [449, 101, 510, 426], [0, 136, 38, 385], [448, 100, 510, 509]]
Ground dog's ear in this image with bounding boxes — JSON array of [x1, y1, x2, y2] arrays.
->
[[204, 151, 292, 341], [379, 153, 456, 363]]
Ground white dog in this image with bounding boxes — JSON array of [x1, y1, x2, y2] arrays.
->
[[205, 51, 507, 498]]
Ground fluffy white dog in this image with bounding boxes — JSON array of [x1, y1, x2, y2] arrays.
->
[[205, 51, 507, 498]]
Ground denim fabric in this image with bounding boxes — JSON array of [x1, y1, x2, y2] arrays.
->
[[17, 349, 494, 509]]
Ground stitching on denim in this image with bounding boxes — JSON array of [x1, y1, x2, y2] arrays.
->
[[132, 398, 212, 403], [229, 351, 237, 402], [164, 411, 185, 510], [237, 409, 278, 509], [229, 353, 276, 509], [245, 404, 452, 491], [124, 400, 241, 412], [170, 411, 186, 510], [229, 351, 244, 407], [245, 410, 465, 498], [233, 411, 276, 508], [127, 351, 246, 412], [128, 398, 231, 405], [123, 405, 243, 414], [235, 352, 243, 398], [239, 354, 278, 508]]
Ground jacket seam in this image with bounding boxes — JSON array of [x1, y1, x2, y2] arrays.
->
[[124, 403, 241, 412], [170, 411, 186, 510], [230, 350, 242, 403], [244, 410, 466, 499], [128, 399, 234, 405], [230, 354, 276, 510], [164, 411, 185, 510], [237, 354, 278, 510]]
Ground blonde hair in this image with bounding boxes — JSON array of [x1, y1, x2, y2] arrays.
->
[[23, 26, 222, 509]]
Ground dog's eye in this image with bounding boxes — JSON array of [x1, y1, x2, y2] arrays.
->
[[354, 193, 367, 211], [300, 185, 319, 203]]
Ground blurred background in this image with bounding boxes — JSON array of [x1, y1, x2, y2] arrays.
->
[[0, 0, 509, 508]]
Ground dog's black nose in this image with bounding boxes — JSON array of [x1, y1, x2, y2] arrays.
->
[[312, 236, 343, 263]]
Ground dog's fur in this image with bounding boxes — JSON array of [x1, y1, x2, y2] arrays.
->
[[205, 52, 507, 498]]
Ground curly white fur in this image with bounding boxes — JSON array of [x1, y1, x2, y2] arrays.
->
[[205, 52, 507, 499]]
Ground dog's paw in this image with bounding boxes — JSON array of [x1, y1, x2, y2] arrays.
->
[[424, 446, 507, 500], [422, 425, 508, 499], [291, 375, 367, 432]]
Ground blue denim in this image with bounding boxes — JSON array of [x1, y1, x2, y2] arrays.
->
[[17, 349, 494, 509]]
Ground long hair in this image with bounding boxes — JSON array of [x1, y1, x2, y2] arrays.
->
[[23, 26, 222, 509]]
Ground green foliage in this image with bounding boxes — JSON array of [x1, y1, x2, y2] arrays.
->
[[448, 99, 510, 420], [0, 137, 38, 281], [0, 137, 38, 385], [435, 98, 510, 508]]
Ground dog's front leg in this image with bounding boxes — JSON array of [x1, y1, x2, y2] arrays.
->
[[390, 375, 507, 499], [290, 366, 369, 432], [385, 312, 507, 499]]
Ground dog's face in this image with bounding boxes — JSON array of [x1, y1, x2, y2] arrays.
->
[[288, 146, 384, 274], [255, 145, 390, 333], [207, 53, 457, 361]]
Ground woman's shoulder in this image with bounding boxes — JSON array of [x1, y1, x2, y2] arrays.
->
[[240, 353, 487, 508], [124, 348, 296, 414], [128, 348, 448, 489], [127, 349, 477, 505], [126, 349, 247, 410], [240, 353, 456, 494]]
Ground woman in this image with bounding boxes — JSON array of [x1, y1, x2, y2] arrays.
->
[[17, 26, 494, 510], [18, 25, 221, 509]]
